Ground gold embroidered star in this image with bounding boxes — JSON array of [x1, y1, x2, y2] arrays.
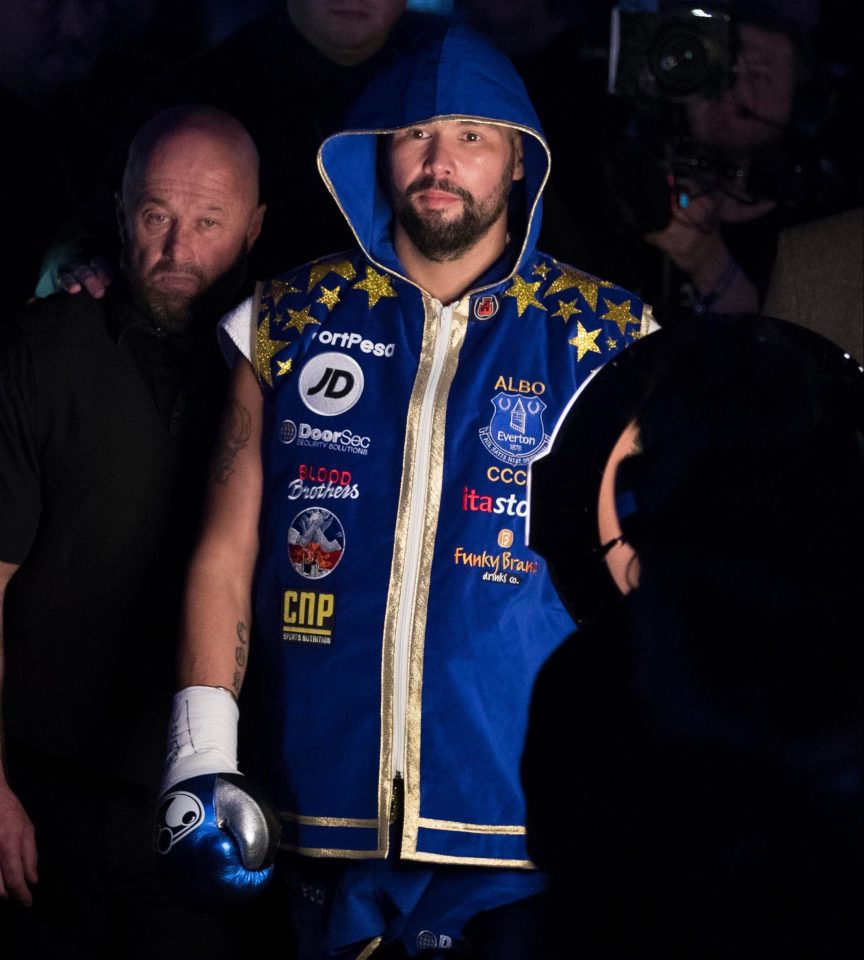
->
[[307, 258, 356, 293], [533, 261, 551, 279], [546, 266, 613, 311], [605, 336, 619, 351], [545, 265, 585, 298], [504, 275, 546, 317], [569, 322, 602, 361], [317, 285, 341, 311], [285, 304, 320, 335], [601, 298, 639, 335], [353, 265, 397, 308], [551, 299, 581, 322], [269, 279, 300, 309], [256, 313, 290, 388], [276, 358, 293, 377]]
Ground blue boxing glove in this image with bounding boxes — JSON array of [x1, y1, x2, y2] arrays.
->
[[155, 686, 280, 903], [154, 771, 280, 903]]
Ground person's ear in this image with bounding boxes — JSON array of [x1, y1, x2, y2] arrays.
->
[[598, 422, 641, 595], [511, 132, 525, 182], [247, 204, 266, 248]]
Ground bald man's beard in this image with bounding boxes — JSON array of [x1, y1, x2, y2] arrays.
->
[[123, 243, 250, 334], [390, 153, 516, 263]]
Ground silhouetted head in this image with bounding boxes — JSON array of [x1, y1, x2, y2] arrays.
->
[[529, 313, 864, 643]]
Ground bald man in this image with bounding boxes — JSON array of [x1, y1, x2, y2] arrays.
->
[[35, 1, 449, 300], [0, 105, 265, 959]]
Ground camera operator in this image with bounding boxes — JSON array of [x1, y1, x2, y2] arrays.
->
[[598, 2, 847, 325]]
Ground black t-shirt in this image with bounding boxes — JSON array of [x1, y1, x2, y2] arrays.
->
[[0, 285, 229, 785]]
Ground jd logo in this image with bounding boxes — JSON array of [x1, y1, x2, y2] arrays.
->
[[299, 352, 364, 417], [308, 368, 353, 399]]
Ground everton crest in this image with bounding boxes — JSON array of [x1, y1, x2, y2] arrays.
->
[[479, 392, 550, 466]]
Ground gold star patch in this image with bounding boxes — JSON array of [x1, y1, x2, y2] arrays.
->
[[317, 285, 341, 311], [551, 299, 581, 322], [307, 258, 357, 293], [605, 336, 619, 351], [533, 261, 551, 279], [504, 275, 546, 317], [269, 279, 300, 309], [276, 358, 293, 377], [256, 313, 290, 388], [546, 266, 613, 311], [600, 298, 639, 335], [569, 322, 602, 361], [286, 304, 320, 334], [353, 265, 397, 309]]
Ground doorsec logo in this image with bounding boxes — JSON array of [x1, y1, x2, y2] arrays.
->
[[298, 352, 364, 417]]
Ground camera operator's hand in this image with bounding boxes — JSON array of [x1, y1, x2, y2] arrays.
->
[[646, 193, 719, 267], [645, 192, 758, 314]]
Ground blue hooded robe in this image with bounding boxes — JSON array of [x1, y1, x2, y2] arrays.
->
[[220, 18, 652, 896]]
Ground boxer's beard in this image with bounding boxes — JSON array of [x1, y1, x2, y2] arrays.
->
[[391, 152, 515, 262]]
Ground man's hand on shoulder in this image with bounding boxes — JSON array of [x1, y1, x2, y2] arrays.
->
[[0, 781, 38, 906], [34, 237, 115, 300], [58, 256, 114, 299]]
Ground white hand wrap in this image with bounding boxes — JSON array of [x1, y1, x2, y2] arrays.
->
[[161, 685, 239, 793]]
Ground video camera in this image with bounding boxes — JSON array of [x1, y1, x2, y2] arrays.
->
[[605, 2, 822, 217], [604, 5, 739, 237], [608, 2, 736, 102]]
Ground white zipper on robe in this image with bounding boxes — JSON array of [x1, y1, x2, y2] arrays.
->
[[392, 301, 453, 778]]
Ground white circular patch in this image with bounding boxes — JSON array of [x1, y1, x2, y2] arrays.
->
[[287, 507, 346, 579], [298, 352, 364, 417]]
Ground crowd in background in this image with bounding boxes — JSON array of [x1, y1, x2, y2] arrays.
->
[[1, 0, 861, 324]]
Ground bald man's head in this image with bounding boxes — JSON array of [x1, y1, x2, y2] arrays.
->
[[118, 105, 265, 331]]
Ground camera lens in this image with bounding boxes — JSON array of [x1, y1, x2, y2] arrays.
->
[[648, 23, 714, 96], [609, 5, 734, 102]]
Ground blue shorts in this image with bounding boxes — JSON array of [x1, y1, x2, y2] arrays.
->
[[278, 853, 547, 958]]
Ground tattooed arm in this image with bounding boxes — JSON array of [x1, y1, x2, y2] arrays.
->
[[177, 358, 263, 697]]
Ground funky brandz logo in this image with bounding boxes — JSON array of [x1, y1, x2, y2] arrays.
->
[[479, 392, 550, 466], [453, 545, 539, 586]]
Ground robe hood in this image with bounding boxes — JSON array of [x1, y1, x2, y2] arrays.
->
[[317, 23, 550, 287]]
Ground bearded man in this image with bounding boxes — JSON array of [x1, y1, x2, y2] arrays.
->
[[0, 105, 264, 958], [156, 25, 654, 960]]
